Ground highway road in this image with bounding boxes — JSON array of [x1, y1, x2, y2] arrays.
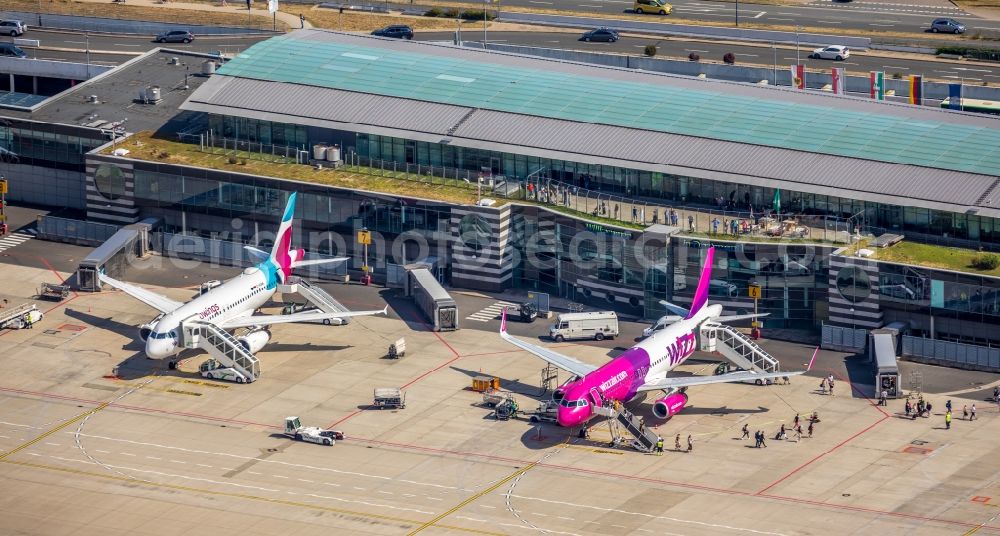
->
[[419, 30, 1000, 81], [396, 0, 999, 39], [8, 29, 269, 65]]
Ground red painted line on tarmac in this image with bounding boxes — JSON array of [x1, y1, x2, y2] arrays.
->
[[755, 368, 892, 495], [2, 383, 996, 531], [38, 256, 71, 287]]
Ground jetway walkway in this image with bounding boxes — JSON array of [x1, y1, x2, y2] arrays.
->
[[284, 277, 351, 326], [700, 322, 781, 374], [181, 320, 259, 382]]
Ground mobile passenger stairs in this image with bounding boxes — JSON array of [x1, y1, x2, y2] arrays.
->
[[593, 400, 661, 453], [279, 276, 353, 325], [179, 319, 260, 383], [699, 322, 783, 381]]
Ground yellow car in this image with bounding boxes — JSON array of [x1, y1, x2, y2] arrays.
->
[[634, 0, 672, 14]]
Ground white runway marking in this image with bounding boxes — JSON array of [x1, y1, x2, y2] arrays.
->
[[0, 233, 35, 253], [465, 301, 518, 322]]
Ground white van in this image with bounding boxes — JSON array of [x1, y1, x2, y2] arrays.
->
[[549, 311, 619, 342]]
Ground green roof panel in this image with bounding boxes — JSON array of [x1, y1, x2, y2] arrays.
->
[[216, 35, 1000, 177]]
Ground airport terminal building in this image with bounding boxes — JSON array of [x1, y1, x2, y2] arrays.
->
[[2, 30, 1000, 347]]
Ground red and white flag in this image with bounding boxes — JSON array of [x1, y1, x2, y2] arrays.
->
[[790, 64, 805, 90]]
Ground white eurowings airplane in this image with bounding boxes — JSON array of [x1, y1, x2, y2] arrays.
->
[[500, 246, 816, 428], [99, 192, 387, 362]]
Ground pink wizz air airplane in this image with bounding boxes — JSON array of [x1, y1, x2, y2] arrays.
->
[[500, 247, 814, 428]]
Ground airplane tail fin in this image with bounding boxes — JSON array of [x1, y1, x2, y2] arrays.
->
[[269, 192, 300, 283], [685, 246, 715, 320]]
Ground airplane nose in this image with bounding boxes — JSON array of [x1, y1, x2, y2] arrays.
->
[[144, 338, 175, 359]]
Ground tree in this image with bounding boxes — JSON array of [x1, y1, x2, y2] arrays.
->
[[723, 52, 736, 64], [688, 52, 700, 61], [644, 44, 657, 57]]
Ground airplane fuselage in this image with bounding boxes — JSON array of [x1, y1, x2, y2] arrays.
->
[[144, 265, 277, 359], [556, 304, 721, 427]]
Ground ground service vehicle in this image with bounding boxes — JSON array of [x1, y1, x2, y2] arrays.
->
[[199, 358, 249, 383], [549, 311, 618, 342], [374, 387, 405, 409], [284, 416, 344, 446], [633, 0, 672, 14]]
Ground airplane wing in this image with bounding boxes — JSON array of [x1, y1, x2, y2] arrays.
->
[[98, 273, 183, 314], [292, 257, 349, 268], [244, 246, 269, 263], [218, 306, 388, 329], [636, 370, 804, 392], [658, 300, 690, 318], [499, 308, 596, 378], [637, 346, 818, 392], [717, 313, 770, 323]]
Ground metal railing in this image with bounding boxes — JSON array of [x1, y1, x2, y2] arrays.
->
[[710, 323, 780, 373], [188, 321, 260, 381], [902, 335, 1000, 372]]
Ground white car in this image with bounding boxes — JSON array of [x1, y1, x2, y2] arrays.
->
[[199, 358, 249, 383], [810, 45, 850, 61]]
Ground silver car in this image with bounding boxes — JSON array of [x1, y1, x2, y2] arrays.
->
[[0, 20, 27, 36], [930, 18, 966, 34], [155, 30, 194, 43]]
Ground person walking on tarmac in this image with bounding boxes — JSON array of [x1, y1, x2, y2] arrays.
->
[[686, 435, 693, 452], [741, 424, 750, 439], [945, 410, 952, 430], [656, 437, 664, 455], [674, 434, 681, 451]]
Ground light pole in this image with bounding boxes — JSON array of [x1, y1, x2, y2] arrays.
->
[[85, 31, 91, 78], [735, 0, 739, 27], [795, 26, 803, 65], [483, 0, 488, 47], [772, 41, 776, 85]]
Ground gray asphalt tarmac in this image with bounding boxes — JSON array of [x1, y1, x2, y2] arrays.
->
[[396, 0, 996, 38], [419, 31, 1000, 81]]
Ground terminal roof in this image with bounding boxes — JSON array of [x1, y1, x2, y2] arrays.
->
[[2, 49, 217, 135], [184, 30, 1000, 217]]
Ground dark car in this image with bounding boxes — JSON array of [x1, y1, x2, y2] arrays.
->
[[581, 28, 620, 42], [371, 25, 413, 40], [0, 43, 27, 58], [155, 30, 194, 43], [930, 18, 966, 34]]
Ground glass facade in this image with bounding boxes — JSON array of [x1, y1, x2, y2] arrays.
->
[[878, 263, 1000, 346], [670, 240, 832, 329], [355, 131, 1000, 246], [123, 158, 1000, 337], [0, 120, 105, 171]]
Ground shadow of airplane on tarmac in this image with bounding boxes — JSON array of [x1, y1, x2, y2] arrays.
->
[[64, 307, 145, 352]]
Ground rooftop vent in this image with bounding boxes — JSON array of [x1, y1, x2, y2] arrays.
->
[[88, 95, 99, 104], [136, 86, 162, 105]]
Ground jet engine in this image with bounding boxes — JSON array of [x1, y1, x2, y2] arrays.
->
[[652, 391, 689, 420], [237, 329, 271, 354]]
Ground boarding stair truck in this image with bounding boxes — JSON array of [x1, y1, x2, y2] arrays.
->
[[591, 401, 660, 452], [180, 318, 260, 382], [548, 311, 619, 342], [0, 303, 42, 330], [279, 276, 353, 325], [373, 387, 405, 409], [406, 267, 457, 331], [700, 321, 783, 384]]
